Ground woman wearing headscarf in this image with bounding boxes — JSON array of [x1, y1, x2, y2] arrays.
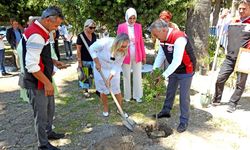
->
[[117, 8, 146, 103], [76, 19, 97, 97], [89, 33, 130, 117]]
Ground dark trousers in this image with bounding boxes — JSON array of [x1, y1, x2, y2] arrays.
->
[[54, 40, 60, 61], [162, 73, 193, 124], [0, 49, 6, 73], [64, 41, 72, 57], [213, 57, 248, 105], [27, 89, 55, 146]]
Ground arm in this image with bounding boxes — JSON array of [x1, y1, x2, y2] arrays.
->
[[153, 45, 166, 69], [76, 44, 82, 67], [89, 39, 105, 71], [6, 28, 11, 44], [117, 24, 121, 34], [139, 24, 146, 64], [162, 37, 187, 79]]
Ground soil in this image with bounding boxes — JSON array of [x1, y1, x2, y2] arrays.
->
[[1, 50, 250, 150]]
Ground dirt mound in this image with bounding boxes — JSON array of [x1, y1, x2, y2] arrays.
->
[[82, 124, 167, 150]]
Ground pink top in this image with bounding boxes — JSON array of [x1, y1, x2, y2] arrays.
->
[[117, 22, 146, 64]]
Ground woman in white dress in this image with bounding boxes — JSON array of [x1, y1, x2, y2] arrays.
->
[[89, 33, 129, 117]]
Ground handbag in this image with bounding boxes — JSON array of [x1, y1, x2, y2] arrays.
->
[[77, 67, 86, 81]]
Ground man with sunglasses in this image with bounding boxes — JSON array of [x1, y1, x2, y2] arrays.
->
[[18, 6, 65, 150]]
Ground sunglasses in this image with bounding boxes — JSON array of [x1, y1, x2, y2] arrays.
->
[[89, 26, 96, 30]]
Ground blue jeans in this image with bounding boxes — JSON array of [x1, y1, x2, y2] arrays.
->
[[162, 73, 194, 124], [0, 49, 6, 73]]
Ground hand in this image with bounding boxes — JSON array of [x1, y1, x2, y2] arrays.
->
[[105, 79, 111, 88], [44, 82, 54, 96], [155, 75, 164, 85], [54, 60, 70, 69]]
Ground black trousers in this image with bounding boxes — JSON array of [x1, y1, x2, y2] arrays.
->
[[213, 56, 248, 105], [54, 40, 60, 61]]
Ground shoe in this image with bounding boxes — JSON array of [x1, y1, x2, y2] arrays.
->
[[227, 104, 236, 113], [2, 72, 12, 76], [153, 111, 171, 118], [47, 131, 65, 140], [66, 56, 69, 60], [103, 112, 109, 117], [136, 98, 142, 103], [211, 102, 221, 107], [177, 123, 188, 133], [124, 99, 130, 102], [38, 142, 60, 150], [83, 92, 90, 98]]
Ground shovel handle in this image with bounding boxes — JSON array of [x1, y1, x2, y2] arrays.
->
[[98, 70, 125, 116]]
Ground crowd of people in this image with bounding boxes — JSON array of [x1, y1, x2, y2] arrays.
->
[[1, 1, 250, 149]]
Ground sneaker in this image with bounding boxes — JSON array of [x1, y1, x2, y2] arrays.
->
[[103, 112, 109, 117], [38, 142, 60, 150], [227, 104, 236, 113], [136, 98, 142, 103], [177, 123, 188, 133], [47, 131, 65, 140], [124, 99, 130, 102], [152, 111, 171, 118], [66, 56, 69, 60], [83, 92, 90, 98]]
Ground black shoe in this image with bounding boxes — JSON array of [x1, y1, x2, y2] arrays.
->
[[47, 131, 65, 140], [2, 72, 12, 76], [38, 142, 60, 150], [153, 111, 171, 118], [177, 123, 188, 133], [211, 98, 221, 106], [227, 104, 236, 113]]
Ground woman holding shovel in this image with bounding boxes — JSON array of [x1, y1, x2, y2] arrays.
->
[[89, 33, 130, 117]]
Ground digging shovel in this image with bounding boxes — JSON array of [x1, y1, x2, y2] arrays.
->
[[98, 70, 136, 131]]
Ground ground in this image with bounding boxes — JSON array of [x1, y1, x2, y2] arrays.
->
[[1, 48, 250, 150]]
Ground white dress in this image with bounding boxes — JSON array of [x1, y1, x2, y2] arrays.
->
[[89, 37, 125, 94]]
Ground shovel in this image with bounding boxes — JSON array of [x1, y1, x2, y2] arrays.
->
[[98, 70, 136, 131]]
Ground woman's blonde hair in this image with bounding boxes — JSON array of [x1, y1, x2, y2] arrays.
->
[[110, 33, 129, 57]]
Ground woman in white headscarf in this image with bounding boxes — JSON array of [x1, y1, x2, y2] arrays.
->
[[117, 8, 146, 103]]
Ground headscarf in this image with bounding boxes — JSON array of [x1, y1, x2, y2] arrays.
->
[[125, 8, 137, 25]]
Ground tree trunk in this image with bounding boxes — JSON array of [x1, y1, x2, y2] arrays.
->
[[185, 0, 211, 67], [212, 0, 222, 26]]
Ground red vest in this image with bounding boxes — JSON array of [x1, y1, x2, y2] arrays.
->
[[22, 22, 52, 90], [160, 29, 196, 74]]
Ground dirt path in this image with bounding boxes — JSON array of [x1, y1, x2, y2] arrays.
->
[[1, 60, 250, 150]]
